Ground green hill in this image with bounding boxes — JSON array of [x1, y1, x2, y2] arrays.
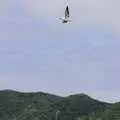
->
[[0, 90, 113, 120], [103, 102, 120, 120], [0, 90, 61, 120], [52, 94, 109, 120]]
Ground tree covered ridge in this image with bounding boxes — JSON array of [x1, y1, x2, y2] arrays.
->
[[0, 90, 119, 120]]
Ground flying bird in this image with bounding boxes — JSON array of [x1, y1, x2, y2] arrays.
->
[[59, 3, 71, 24]]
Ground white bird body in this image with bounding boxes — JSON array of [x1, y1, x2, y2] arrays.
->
[[59, 4, 71, 24], [59, 17, 71, 23]]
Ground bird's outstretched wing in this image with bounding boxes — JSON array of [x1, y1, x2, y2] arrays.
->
[[65, 6, 70, 18]]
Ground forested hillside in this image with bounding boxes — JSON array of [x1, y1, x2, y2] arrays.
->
[[0, 90, 118, 120]]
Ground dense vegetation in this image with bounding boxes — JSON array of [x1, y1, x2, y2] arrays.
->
[[0, 90, 119, 120]]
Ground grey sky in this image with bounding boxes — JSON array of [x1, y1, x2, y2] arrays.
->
[[0, 0, 120, 103]]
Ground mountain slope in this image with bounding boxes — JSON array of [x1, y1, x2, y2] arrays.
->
[[0, 90, 111, 120], [0, 90, 61, 120], [52, 94, 109, 120], [105, 102, 120, 120]]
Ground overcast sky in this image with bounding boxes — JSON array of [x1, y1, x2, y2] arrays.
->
[[0, 0, 120, 103]]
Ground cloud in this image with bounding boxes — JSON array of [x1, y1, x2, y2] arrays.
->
[[0, 0, 120, 102], [19, 0, 120, 33], [0, 34, 120, 103], [0, 0, 9, 19], [0, 0, 120, 41], [0, 72, 120, 103], [0, 74, 12, 89], [88, 90, 120, 103]]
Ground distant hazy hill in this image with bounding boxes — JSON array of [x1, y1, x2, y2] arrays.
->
[[0, 90, 113, 120]]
